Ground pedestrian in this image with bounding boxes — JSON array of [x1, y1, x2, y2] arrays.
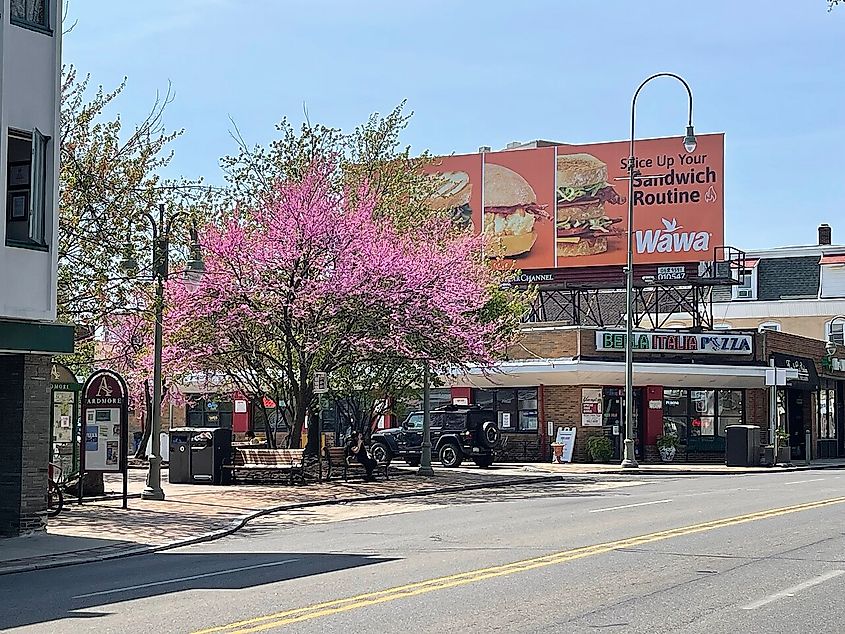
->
[[345, 430, 377, 481]]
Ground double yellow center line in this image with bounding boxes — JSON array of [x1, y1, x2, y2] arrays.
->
[[194, 495, 845, 633]]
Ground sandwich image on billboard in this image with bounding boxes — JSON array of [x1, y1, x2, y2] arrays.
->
[[483, 163, 549, 257], [429, 170, 474, 230], [555, 153, 624, 258]]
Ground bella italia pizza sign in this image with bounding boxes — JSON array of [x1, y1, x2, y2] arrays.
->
[[596, 331, 753, 355]]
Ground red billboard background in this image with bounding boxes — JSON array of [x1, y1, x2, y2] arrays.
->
[[429, 133, 724, 270]]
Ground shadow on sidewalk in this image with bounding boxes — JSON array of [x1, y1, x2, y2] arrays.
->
[[0, 551, 395, 630]]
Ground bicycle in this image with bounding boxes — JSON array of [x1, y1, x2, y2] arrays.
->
[[47, 462, 64, 518]]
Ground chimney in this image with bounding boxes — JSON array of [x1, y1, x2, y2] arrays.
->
[[819, 223, 832, 246]]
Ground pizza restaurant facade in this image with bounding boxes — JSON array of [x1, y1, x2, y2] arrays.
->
[[444, 327, 845, 464]]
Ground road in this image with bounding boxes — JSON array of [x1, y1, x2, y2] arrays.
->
[[4, 470, 845, 633]]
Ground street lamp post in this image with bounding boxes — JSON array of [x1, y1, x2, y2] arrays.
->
[[121, 203, 204, 500], [418, 359, 435, 477], [622, 73, 697, 469]]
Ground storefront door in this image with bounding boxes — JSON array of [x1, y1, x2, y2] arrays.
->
[[786, 389, 806, 461], [604, 388, 644, 461]]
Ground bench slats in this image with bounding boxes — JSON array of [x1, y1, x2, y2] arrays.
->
[[322, 446, 389, 481]]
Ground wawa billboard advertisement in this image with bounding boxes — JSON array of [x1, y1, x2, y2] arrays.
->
[[426, 133, 724, 270]]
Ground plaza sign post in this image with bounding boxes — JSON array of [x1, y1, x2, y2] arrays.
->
[[80, 369, 130, 509]]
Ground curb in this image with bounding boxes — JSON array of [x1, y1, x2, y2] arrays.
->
[[521, 463, 845, 477], [0, 474, 567, 576]]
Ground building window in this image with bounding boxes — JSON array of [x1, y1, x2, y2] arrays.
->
[[663, 388, 744, 441], [11, 0, 50, 32], [186, 397, 233, 429], [472, 388, 539, 432], [818, 384, 837, 440], [826, 318, 845, 346], [6, 129, 49, 249], [732, 265, 757, 300], [758, 322, 781, 332]]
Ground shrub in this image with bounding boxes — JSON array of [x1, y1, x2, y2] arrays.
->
[[587, 435, 613, 463]]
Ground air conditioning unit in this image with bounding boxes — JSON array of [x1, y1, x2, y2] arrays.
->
[[736, 288, 754, 299]]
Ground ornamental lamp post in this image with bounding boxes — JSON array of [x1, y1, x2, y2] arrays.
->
[[120, 203, 204, 500], [417, 359, 435, 477], [622, 73, 696, 469]]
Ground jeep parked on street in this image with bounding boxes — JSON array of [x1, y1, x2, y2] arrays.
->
[[370, 405, 500, 468]]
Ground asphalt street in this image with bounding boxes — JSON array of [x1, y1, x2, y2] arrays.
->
[[4, 470, 845, 633]]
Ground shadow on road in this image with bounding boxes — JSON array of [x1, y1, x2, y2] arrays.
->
[[0, 551, 395, 630]]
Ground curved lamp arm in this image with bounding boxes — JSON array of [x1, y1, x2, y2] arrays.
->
[[630, 72, 696, 163]]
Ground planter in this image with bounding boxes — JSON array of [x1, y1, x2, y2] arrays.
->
[[659, 446, 676, 462], [777, 446, 792, 465]]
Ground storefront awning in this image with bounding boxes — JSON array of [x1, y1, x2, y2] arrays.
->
[[445, 358, 799, 389]]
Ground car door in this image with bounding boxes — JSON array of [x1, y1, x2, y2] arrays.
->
[[401, 414, 424, 452]]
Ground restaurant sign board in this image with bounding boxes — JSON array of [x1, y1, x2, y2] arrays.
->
[[596, 331, 753, 355]]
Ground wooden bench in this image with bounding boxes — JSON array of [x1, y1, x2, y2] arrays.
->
[[225, 448, 311, 485], [323, 446, 389, 481]]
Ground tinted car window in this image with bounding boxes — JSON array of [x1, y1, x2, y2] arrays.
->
[[431, 413, 447, 428], [443, 413, 464, 430], [406, 414, 424, 430], [468, 410, 495, 429]]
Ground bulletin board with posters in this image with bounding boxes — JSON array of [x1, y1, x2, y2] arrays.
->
[[80, 369, 130, 508], [426, 134, 724, 271]]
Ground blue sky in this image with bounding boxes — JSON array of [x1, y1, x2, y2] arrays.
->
[[64, 1, 844, 249]]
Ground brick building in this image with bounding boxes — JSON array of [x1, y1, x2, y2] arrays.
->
[[443, 326, 845, 464]]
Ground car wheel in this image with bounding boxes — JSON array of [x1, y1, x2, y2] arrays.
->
[[370, 442, 391, 465], [405, 457, 420, 467], [438, 442, 463, 468], [481, 422, 500, 449], [473, 455, 494, 468]]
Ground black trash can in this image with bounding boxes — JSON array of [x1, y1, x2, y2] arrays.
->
[[725, 425, 761, 467], [169, 428, 233, 484], [168, 428, 193, 484], [189, 428, 232, 485]]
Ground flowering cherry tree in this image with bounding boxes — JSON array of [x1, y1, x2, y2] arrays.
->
[[165, 162, 523, 448]]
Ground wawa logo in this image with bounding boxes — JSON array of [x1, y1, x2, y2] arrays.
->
[[635, 218, 710, 254]]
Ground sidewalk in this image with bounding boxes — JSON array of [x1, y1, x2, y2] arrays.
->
[[0, 467, 564, 575]]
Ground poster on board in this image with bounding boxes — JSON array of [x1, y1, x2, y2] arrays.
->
[[581, 388, 603, 427]]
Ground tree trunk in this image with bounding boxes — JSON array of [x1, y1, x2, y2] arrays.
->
[[133, 380, 153, 460], [289, 397, 307, 449], [304, 405, 320, 457]]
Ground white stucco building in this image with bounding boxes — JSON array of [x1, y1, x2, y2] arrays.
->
[[0, 0, 72, 536]]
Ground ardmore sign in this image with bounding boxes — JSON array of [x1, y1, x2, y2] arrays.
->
[[596, 330, 753, 355]]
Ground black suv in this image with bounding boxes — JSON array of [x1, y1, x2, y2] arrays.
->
[[370, 405, 500, 468]]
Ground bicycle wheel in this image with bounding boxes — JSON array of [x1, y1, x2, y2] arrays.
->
[[47, 480, 63, 518]]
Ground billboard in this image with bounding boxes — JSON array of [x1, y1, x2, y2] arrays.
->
[[428, 133, 724, 269]]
